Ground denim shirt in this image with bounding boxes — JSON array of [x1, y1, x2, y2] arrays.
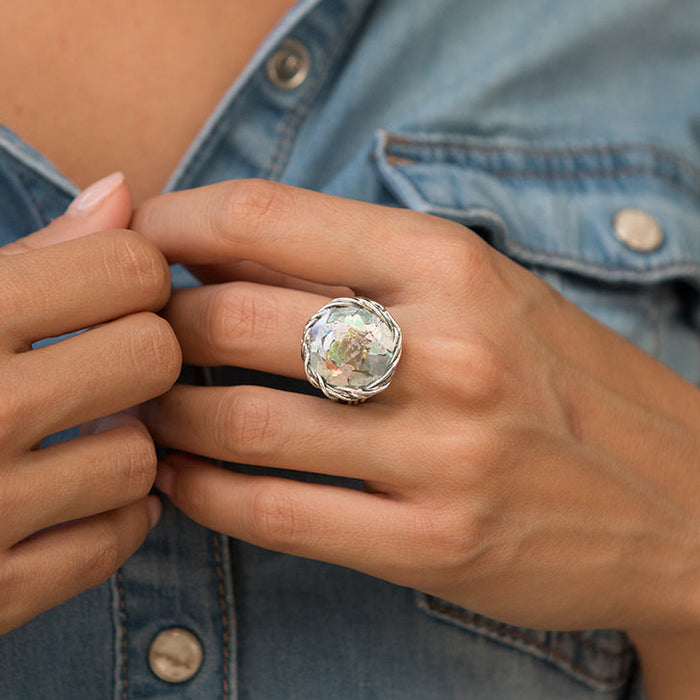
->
[[1, 0, 699, 697]]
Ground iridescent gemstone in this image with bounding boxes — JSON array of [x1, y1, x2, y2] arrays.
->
[[305, 303, 397, 389]]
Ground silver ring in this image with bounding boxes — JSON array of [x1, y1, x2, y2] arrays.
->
[[301, 297, 402, 404]]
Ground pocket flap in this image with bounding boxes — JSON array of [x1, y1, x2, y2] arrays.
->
[[374, 130, 700, 287]]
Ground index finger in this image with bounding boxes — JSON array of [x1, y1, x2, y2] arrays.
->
[[133, 180, 445, 298]]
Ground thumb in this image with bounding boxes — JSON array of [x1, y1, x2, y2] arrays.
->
[[0, 171, 132, 255]]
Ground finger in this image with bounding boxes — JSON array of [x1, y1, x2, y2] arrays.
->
[[188, 260, 354, 298], [0, 172, 131, 256], [3, 414, 157, 547], [156, 453, 407, 576], [133, 179, 447, 298], [165, 281, 328, 377], [6, 312, 181, 447], [141, 384, 390, 481], [0, 229, 171, 347], [2, 497, 160, 636]]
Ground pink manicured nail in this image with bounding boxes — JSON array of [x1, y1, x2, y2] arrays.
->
[[147, 495, 163, 529], [155, 462, 175, 497], [66, 171, 125, 216]]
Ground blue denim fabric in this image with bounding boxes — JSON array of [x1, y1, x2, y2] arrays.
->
[[1, 0, 699, 697]]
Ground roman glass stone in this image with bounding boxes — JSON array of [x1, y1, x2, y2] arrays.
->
[[307, 305, 395, 389]]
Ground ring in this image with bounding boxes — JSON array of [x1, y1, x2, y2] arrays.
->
[[301, 297, 402, 404]]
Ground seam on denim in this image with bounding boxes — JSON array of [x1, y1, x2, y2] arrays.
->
[[213, 533, 230, 700], [163, 0, 325, 192], [378, 135, 700, 281], [566, 630, 632, 659], [498, 238, 700, 280], [392, 159, 699, 204], [0, 127, 79, 198], [480, 167, 698, 203], [116, 569, 128, 700], [263, 4, 362, 181], [385, 134, 700, 187], [177, 104, 235, 189], [421, 595, 632, 687]]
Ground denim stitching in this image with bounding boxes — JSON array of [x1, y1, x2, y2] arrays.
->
[[264, 4, 362, 181], [480, 167, 698, 203], [116, 569, 128, 700], [382, 134, 700, 279], [213, 533, 230, 700], [497, 239, 700, 280], [422, 596, 632, 687], [567, 630, 632, 659], [177, 105, 235, 190], [385, 134, 700, 186]]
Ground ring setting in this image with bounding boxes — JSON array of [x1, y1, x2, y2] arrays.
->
[[301, 297, 402, 404]]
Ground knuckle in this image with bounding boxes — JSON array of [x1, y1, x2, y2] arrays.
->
[[84, 529, 122, 585], [120, 424, 158, 496], [206, 283, 278, 357], [129, 312, 182, 391], [419, 333, 503, 405], [457, 337, 504, 399], [106, 230, 171, 308], [216, 387, 280, 462], [414, 224, 488, 288], [412, 504, 482, 573], [210, 179, 290, 248], [247, 484, 302, 549]]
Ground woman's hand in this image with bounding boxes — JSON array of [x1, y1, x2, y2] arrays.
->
[[0, 175, 181, 635], [134, 179, 700, 638]]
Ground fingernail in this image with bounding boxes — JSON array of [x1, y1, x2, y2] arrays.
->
[[147, 495, 163, 529], [66, 171, 125, 216], [155, 462, 175, 497]]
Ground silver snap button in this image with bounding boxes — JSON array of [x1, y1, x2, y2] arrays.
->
[[148, 627, 203, 683], [614, 208, 664, 252], [266, 38, 311, 90]]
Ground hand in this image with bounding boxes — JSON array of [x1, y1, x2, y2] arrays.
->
[[134, 179, 700, 636], [0, 174, 181, 635]]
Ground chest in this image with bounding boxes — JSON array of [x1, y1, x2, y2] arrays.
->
[[0, 0, 297, 205]]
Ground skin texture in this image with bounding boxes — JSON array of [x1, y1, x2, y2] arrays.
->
[[130, 180, 700, 698], [0, 179, 181, 635]]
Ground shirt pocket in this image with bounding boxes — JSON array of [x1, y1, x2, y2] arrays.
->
[[417, 594, 636, 694], [373, 129, 700, 386], [372, 129, 700, 694]]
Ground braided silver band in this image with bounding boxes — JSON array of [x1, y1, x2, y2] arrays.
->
[[301, 297, 402, 404]]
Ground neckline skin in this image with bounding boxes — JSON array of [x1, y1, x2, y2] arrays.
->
[[0, 0, 314, 205]]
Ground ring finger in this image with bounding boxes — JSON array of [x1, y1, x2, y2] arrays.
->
[[142, 384, 394, 481]]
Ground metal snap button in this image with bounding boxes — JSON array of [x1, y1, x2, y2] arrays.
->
[[613, 208, 664, 252], [266, 38, 311, 90], [148, 627, 203, 683]]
